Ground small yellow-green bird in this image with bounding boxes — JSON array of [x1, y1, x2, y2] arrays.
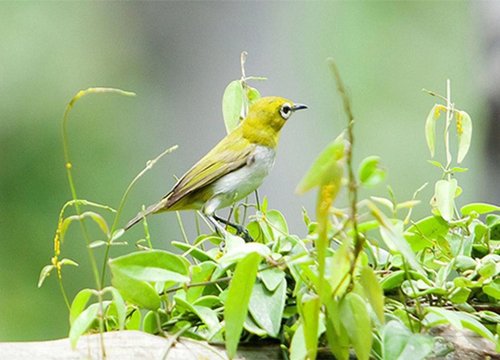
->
[[125, 96, 307, 237]]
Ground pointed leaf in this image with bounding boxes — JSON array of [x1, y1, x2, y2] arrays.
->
[[69, 302, 103, 348], [359, 266, 385, 323], [106, 287, 126, 330], [340, 292, 372, 360], [461, 203, 500, 216], [70, 288, 94, 325], [358, 156, 386, 188], [434, 179, 458, 221], [300, 294, 320, 360], [456, 110, 472, 163], [425, 104, 442, 158], [248, 279, 286, 337], [296, 133, 345, 194], [224, 252, 261, 359], [38, 265, 54, 288]]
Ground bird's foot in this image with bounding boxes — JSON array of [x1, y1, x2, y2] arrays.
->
[[212, 214, 253, 242]]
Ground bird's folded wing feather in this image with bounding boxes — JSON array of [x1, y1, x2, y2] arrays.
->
[[165, 129, 255, 207]]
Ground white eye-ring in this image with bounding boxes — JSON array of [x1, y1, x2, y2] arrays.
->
[[280, 103, 292, 119]]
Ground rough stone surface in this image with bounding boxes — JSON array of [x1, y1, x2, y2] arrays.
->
[[0, 327, 498, 359]]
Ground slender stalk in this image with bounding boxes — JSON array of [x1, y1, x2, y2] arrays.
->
[[100, 145, 178, 284], [328, 60, 362, 270]]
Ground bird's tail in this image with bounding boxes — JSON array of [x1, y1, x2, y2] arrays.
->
[[124, 201, 164, 231]]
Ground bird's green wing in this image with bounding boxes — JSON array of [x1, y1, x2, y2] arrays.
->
[[165, 129, 255, 207]]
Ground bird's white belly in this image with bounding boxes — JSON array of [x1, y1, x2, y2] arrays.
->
[[204, 145, 276, 214]]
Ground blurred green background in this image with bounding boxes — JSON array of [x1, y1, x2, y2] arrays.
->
[[0, 2, 496, 341]]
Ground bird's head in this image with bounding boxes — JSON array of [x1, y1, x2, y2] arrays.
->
[[242, 96, 308, 147]]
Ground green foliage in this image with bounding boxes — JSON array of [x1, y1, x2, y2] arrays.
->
[[40, 61, 499, 359]]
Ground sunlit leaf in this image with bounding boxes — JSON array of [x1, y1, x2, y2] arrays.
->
[[359, 266, 385, 324], [340, 292, 372, 360], [106, 287, 126, 330], [70, 288, 94, 325], [296, 133, 345, 194], [109, 250, 189, 283], [370, 203, 425, 274], [300, 293, 320, 360], [38, 265, 54, 288], [329, 240, 352, 297], [456, 110, 472, 163], [425, 104, 444, 158], [358, 156, 386, 188], [461, 203, 500, 216], [222, 80, 244, 134], [110, 268, 160, 310], [433, 179, 458, 221], [224, 252, 261, 359], [69, 302, 106, 348]]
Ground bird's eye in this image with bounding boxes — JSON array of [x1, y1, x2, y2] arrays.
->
[[280, 103, 292, 119]]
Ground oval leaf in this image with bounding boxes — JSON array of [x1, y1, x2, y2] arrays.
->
[[222, 80, 244, 134], [461, 203, 500, 216], [358, 156, 386, 188]]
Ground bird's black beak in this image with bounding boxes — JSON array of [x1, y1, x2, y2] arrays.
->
[[291, 103, 308, 112]]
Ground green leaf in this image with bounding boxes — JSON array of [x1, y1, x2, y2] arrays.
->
[[171, 241, 216, 262], [186, 261, 217, 303], [125, 308, 141, 330], [340, 292, 372, 360], [325, 301, 350, 360], [405, 215, 449, 252], [222, 80, 244, 134], [449, 287, 471, 304], [109, 250, 189, 283], [69, 302, 102, 348], [246, 85, 261, 104], [300, 294, 321, 360], [329, 240, 352, 297], [461, 203, 500, 216], [62, 211, 110, 240], [289, 324, 307, 360], [370, 204, 425, 275], [382, 320, 434, 360], [425, 307, 495, 342], [483, 279, 500, 300], [111, 268, 160, 310], [248, 279, 286, 337], [219, 241, 270, 267], [243, 313, 267, 337], [37, 265, 54, 288], [106, 287, 126, 330], [259, 267, 286, 292], [358, 156, 386, 188], [142, 310, 158, 334], [175, 296, 221, 337], [224, 252, 262, 359], [265, 209, 289, 239], [433, 179, 458, 221], [296, 133, 345, 194], [456, 110, 472, 163], [359, 266, 385, 324], [425, 104, 442, 158], [70, 288, 94, 325]]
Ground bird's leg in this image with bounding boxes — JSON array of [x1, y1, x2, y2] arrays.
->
[[213, 214, 253, 242]]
